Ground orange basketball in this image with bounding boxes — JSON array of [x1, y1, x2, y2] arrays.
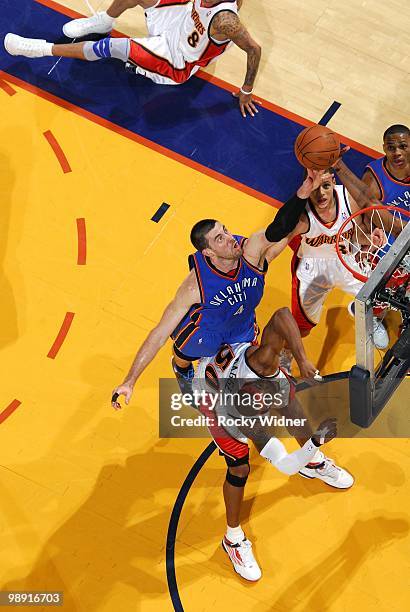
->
[[294, 125, 340, 170]]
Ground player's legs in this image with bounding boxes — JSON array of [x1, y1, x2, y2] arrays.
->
[[4, 35, 130, 62], [339, 265, 389, 349], [222, 456, 260, 581], [62, 1, 157, 38], [232, 316, 354, 489], [107, 0, 156, 19], [281, 258, 329, 373], [198, 396, 261, 580]]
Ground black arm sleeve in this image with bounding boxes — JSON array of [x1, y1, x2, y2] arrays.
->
[[265, 194, 307, 242]]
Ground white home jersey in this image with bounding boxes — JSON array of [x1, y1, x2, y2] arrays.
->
[[179, 0, 238, 63], [297, 185, 354, 259], [132, 0, 238, 85], [194, 342, 292, 412]]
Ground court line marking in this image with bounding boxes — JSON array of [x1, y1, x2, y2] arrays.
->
[[47, 312, 75, 359], [0, 78, 17, 96], [165, 372, 350, 610], [318, 101, 342, 126], [166, 441, 216, 612], [76, 218, 87, 265], [0, 400, 22, 425], [32, 0, 381, 162], [151, 202, 170, 223], [43, 129, 72, 173], [1, 71, 282, 209]]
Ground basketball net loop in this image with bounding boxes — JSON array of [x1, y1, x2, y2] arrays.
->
[[336, 205, 410, 311]]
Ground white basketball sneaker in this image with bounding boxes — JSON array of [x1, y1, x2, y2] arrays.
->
[[63, 12, 114, 38], [347, 301, 389, 350], [4, 33, 53, 58], [299, 453, 354, 489], [222, 536, 262, 581], [372, 317, 389, 350]]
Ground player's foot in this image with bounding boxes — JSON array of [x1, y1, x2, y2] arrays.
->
[[172, 359, 195, 396], [279, 348, 293, 375], [4, 33, 53, 58], [63, 12, 114, 38], [347, 301, 389, 350], [299, 453, 354, 489], [222, 536, 262, 581], [373, 317, 389, 349]]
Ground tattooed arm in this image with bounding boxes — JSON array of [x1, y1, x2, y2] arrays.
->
[[211, 11, 261, 117]]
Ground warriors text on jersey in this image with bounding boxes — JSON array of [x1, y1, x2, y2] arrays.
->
[[366, 157, 410, 211], [297, 185, 354, 259], [128, 0, 238, 85]]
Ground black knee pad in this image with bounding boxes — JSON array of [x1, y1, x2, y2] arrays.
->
[[226, 464, 250, 488]]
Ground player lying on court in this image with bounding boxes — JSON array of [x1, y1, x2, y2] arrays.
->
[[261, 169, 390, 373], [193, 306, 353, 581], [4, 0, 261, 118], [111, 169, 325, 409]]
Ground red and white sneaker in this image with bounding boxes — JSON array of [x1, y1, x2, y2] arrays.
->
[[222, 536, 262, 581], [299, 453, 354, 489]]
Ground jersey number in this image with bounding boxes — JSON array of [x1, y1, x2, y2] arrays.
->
[[204, 345, 235, 392], [188, 31, 200, 48]]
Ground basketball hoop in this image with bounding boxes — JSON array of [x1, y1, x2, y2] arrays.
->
[[336, 205, 410, 311]]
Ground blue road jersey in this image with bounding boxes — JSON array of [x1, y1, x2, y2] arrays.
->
[[366, 157, 410, 212], [171, 236, 266, 359], [365, 158, 410, 258]]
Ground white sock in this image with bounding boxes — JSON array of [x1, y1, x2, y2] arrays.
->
[[44, 42, 54, 56], [101, 11, 116, 26], [226, 525, 245, 544], [307, 449, 324, 466]]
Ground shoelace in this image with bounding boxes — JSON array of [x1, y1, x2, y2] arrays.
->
[[318, 457, 340, 478], [228, 539, 255, 566]]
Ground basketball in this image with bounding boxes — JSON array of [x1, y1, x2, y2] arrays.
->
[[294, 125, 341, 170]]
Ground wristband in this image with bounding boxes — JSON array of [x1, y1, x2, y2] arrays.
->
[[240, 86, 253, 95]]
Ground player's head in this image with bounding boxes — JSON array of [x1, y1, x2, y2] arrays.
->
[[383, 125, 410, 170], [190, 219, 241, 260], [308, 170, 336, 211]]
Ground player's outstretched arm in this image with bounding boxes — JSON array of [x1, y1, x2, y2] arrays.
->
[[243, 169, 322, 267], [247, 307, 318, 379], [332, 154, 379, 210], [334, 156, 406, 234], [111, 271, 200, 409], [264, 307, 318, 378], [211, 11, 261, 118]]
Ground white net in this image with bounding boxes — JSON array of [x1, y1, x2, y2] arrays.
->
[[338, 206, 410, 311]]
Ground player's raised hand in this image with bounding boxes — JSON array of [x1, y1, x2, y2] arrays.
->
[[297, 169, 324, 198], [111, 382, 134, 410], [312, 417, 337, 445], [233, 90, 260, 118], [332, 145, 351, 169], [371, 227, 386, 247]]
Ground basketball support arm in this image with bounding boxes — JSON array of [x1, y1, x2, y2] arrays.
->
[[350, 222, 410, 427]]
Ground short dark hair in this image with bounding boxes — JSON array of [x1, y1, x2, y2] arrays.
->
[[383, 124, 410, 140], [190, 219, 217, 251]]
